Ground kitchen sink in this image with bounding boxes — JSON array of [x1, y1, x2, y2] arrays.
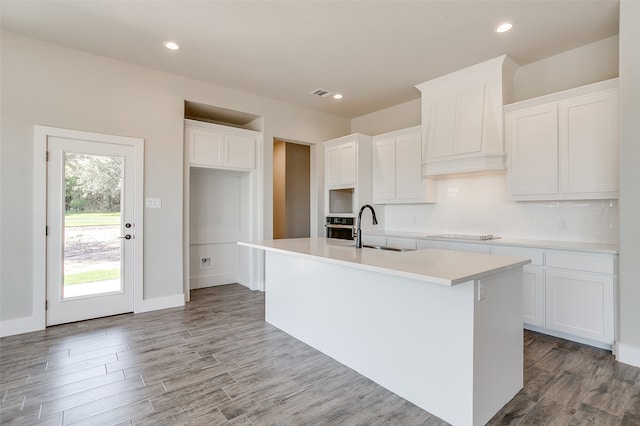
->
[[363, 244, 415, 252]]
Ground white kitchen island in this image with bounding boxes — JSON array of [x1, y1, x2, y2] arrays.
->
[[239, 237, 530, 426]]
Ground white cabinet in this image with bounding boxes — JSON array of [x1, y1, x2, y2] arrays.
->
[[372, 127, 436, 204], [326, 141, 356, 186], [185, 119, 257, 170], [491, 245, 545, 328], [545, 268, 614, 345], [416, 55, 518, 176], [490, 243, 616, 347], [324, 134, 372, 215], [505, 79, 619, 200], [521, 266, 545, 327], [544, 250, 616, 345], [559, 90, 619, 196], [506, 104, 559, 197]]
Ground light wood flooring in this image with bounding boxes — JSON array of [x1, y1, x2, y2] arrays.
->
[[1, 284, 639, 425]]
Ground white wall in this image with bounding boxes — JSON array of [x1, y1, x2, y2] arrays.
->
[[384, 172, 618, 244], [617, 0, 640, 367], [0, 31, 350, 330]]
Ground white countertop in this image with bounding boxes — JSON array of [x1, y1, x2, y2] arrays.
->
[[363, 230, 619, 254], [239, 237, 530, 286]]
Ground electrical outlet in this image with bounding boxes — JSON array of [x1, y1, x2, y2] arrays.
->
[[559, 218, 567, 230], [200, 257, 212, 269], [477, 280, 485, 301]]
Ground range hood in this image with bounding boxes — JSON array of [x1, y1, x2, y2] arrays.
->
[[416, 55, 519, 177]]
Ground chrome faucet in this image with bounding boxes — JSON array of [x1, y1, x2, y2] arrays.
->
[[355, 204, 378, 248]]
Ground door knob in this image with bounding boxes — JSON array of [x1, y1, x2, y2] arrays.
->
[[125, 223, 132, 228], [119, 234, 132, 240]]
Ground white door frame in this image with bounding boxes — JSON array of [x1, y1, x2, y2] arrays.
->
[[33, 125, 144, 328]]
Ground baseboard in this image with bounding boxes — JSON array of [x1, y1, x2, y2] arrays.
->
[[135, 294, 185, 313], [616, 342, 640, 368], [523, 324, 612, 351], [0, 315, 45, 338], [190, 273, 239, 289]]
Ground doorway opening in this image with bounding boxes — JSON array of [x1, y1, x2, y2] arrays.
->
[[273, 140, 310, 239]]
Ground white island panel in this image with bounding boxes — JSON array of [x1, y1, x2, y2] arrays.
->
[[264, 248, 523, 426]]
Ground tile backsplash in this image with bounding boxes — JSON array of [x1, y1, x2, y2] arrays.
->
[[383, 172, 618, 244]]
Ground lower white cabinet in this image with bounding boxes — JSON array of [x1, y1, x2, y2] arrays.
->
[[545, 268, 614, 344], [364, 234, 617, 348], [521, 266, 545, 328]]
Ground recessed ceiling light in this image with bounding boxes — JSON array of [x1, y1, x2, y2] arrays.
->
[[333, 93, 343, 100], [163, 41, 180, 50], [495, 22, 513, 33]]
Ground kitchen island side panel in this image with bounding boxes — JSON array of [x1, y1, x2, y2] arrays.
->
[[473, 268, 524, 425], [265, 250, 477, 425]]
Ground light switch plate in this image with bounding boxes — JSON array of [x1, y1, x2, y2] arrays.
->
[[146, 197, 161, 208]]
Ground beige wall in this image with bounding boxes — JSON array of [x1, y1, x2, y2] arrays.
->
[[272, 142, 310, 239], [351, 37, 620, 137], [513, 36, 619, 102], [618, 0, 640, 365], [285, 143, 311, 238], [273, 141, 286, 239], [351, 98, 421, 136], [0, 31, 350, 325]]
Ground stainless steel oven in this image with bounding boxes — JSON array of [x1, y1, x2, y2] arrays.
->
[[325, 217, 355, 240]]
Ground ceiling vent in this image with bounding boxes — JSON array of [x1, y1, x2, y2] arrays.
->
[[309, 88, 331, 98]]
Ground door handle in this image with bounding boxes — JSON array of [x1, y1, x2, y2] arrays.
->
[[119, 234, 133, 240]]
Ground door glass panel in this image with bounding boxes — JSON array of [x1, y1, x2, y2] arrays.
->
[[63, 153, 123, 299]]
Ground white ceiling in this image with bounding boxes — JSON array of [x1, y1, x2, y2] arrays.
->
[[0, 0, 619, 119]]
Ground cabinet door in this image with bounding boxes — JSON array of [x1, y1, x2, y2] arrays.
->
[[453, 85, 484, 155], [559, 89, 618, 196], [395, 132, 423, 200], [545, 268, 614, 344], [326, 145, 343, 186], [340, 141, 357, 185], [427, 94, 456, 159], [522, 265, 545, 327], [327, 141, 357, 186], [189, 128, 224, 166], [372, 137, 396, 202], [226, 134, 255, 170], [506, 104, 559, 197]]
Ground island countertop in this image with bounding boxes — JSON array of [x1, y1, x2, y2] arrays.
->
[[239, 237, 530, 286]]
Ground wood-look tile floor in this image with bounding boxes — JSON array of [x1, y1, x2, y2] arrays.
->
[[1, 284, 639, 425]]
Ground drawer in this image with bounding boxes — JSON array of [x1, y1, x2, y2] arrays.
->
[[490, 246, 544, 266], [546, 250, 616, 274]]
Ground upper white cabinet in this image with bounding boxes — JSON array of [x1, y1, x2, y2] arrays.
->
[[324, 133, 372, 215], [185, 119, 257, 170], [505, 79, 619, 200], [416, 55, 518, 176], [372, 126, 436, 204], [326, 140, 357, 186]]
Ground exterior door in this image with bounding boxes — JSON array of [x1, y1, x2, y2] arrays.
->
[[46, 136, 137, 325]]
